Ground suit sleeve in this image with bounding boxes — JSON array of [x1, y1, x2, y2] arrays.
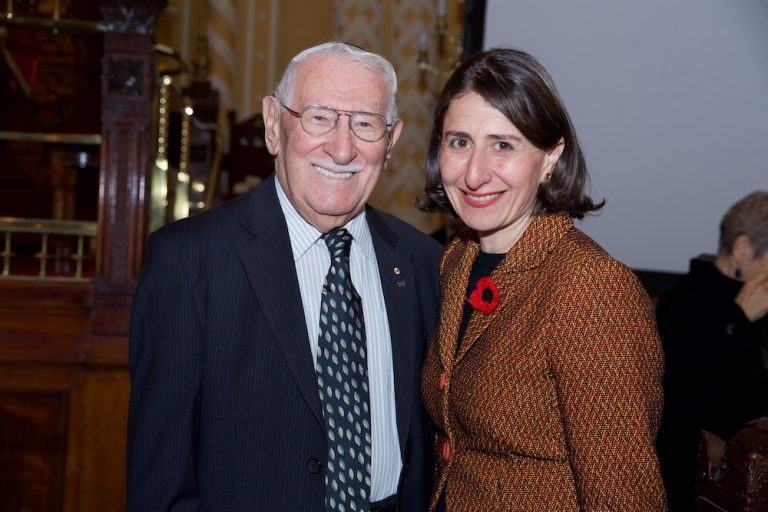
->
[[127, 230, 202, 511], [547, 258, 667, 511]]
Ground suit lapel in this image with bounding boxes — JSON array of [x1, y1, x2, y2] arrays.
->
[[237, 176, 323, 426], [367, 209, 413, 455]]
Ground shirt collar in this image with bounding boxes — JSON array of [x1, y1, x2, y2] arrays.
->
[[275, 177, 376, 262]]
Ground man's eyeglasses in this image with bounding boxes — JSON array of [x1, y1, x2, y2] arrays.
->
[[278, 101, 391, 142]]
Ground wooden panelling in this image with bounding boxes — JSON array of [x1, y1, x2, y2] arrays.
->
[[73, 369, 130, 511], [0, 332, 131, 511], [0, 386, 70, 511], [0, 1, 165, 510]]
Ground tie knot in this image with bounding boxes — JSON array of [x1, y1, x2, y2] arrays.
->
[[323, 227, 353, 256]]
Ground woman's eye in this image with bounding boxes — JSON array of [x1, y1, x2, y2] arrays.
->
[[447, 138, 469, 149], [494, 141, 513, 151]]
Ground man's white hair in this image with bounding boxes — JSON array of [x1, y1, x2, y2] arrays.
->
[[273, 42, 398, 122]]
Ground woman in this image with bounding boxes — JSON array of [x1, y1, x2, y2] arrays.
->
[[419, 48, 666, 511], [656, 191, 768, 511]]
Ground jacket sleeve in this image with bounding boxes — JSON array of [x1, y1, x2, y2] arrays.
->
[[127, 229, 202, 511], [546, 257, 667, 511]]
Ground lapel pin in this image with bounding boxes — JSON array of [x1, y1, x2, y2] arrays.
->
[[393, 267, 401, 275]]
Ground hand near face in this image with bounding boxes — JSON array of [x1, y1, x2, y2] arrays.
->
[[734, 271, 768, 322]]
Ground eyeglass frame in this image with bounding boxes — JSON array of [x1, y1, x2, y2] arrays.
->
[[276, 100, 393, 142]]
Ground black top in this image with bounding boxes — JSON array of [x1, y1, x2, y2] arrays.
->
[[655, 256, 768, 511], [457, 251, 506, 346]]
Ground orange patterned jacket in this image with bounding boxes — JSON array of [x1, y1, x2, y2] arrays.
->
[[421, 214, 666, 511]]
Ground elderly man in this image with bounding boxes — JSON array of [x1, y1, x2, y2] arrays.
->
[[127, 42, 441, 511]]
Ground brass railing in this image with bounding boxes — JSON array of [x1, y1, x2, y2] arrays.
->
[[0, 0, 106, 32], [0, 131, 101, 145], [0, 217, 97, 281]]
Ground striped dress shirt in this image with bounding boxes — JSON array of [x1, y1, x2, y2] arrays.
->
[[275, 178, 401, 501]]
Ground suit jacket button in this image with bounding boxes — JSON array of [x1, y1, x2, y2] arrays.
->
[[307, 457, 322, 474]]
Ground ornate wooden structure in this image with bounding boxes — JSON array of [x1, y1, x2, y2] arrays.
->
[[0, 0, 166, 509], [696, 419, 768, 511]]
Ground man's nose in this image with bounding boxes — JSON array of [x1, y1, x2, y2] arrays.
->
[[323, 115, 357, 164]]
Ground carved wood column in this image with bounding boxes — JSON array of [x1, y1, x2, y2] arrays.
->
[[94, 0, 166, 345]]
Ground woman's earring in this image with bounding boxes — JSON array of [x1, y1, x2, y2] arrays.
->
[[543, 172, 552, 183]]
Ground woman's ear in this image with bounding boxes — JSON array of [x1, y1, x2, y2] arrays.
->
[[546, 137, 565, 171], [541, 137, 565, 183], [262, 96, 281, 156]]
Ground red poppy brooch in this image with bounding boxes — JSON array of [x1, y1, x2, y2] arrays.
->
[[468, 276, 500, 315]]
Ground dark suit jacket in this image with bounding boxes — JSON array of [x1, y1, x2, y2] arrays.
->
[[127, 174, 442, 511]]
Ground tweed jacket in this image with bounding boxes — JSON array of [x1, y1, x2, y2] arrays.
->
[[421, 214, 666, 511]]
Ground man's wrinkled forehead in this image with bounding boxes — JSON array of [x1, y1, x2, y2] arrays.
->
[[289, 55, 390, 114]]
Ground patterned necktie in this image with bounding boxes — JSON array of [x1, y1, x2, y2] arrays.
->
[[316, 228, 372, 511]]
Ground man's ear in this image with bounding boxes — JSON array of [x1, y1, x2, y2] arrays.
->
[[385, 118, 404, 161], [732, 234, 756, 263], [262, 95, 281, 156]]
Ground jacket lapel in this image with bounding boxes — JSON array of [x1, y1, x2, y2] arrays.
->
[[237, 176, 323, 426], [438, 238, 477, 369], [444, 216, 574, 365], [367, 209, 414, 455]]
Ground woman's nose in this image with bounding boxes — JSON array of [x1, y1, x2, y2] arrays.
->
[[463, 150, 491, 190]]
